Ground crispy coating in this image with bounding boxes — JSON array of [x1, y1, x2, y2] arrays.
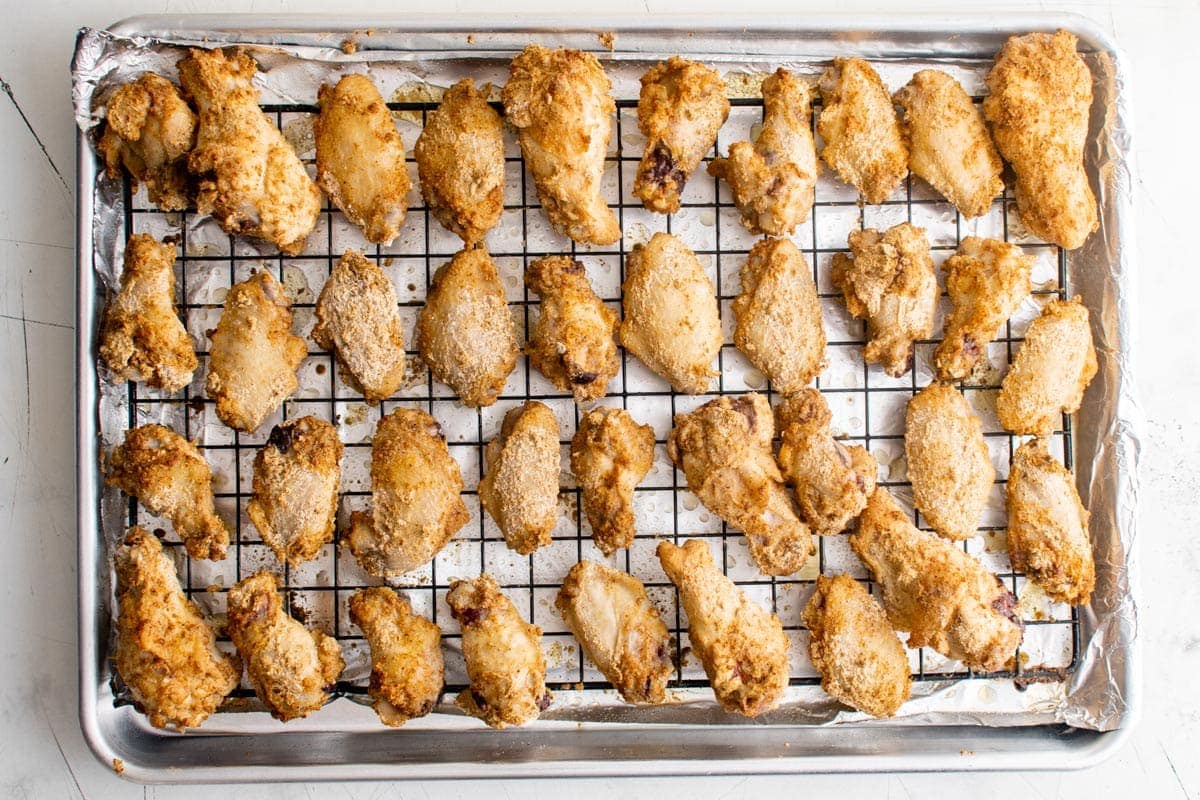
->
[[905, 382, 994, 541], [934, 237, 1034, 381], [226, 572, 344, 722], [570, 407, 655, 555], [106, 424, 228, 560], [555, 560, 673, 704], [347, 408, 468, 577], [502, 45, 620, 245], [447, 574, 550, 728], [832, 223, 937, 378], [206, 270, 307, 433], [99, 234, 197, 392], [415, 247, 518, 407], [707, 68, 816, 235], [817, 58, 908, 204], [98, 73, 196, 211], [619, 233, 722, 394], [414, 78, 505, 245], [247, 416, 342, 567], [526, 256, 620, 403], [893, 70, 1004, 219], [984, 31, 1098, 250], [312, 249, 407, 405], [851, 488, 1024, 672], [668, 394, 814, 576], [657, 540, 789, 717], [315, 74, 410, 245], [801, 574, 911, 717], [634, 57, 730, 214], [776, 390, 878, 536], [478, 401, 561, 555], [732, 237, 826, 395], [997, 297, 1098, 435], [178, 48, 320, 255], [113, 527, 240, 729], [348, 587, 444, 726]]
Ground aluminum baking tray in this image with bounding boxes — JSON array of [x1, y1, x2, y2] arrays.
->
[[75, 13, 1140, 782]]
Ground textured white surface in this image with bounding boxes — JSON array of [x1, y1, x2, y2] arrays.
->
[[0, 0, 1192, 796]]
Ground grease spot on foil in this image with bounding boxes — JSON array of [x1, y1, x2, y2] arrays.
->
[[391, 82, 444, 123]]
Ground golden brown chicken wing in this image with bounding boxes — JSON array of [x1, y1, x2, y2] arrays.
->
[[478, 401, 561, 555], [570, 407, 655, 556]]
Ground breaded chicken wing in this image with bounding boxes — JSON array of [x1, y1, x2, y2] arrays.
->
[[348, 587, 444, 726], [570, 407, 655, 556], [502, 45, 620, 245], [416, 247, 518, 407], [98, 72, 196, 211], [555, 560, 672, 704], [247, 416, 342, 567], [414, 78, 505, 245], [996, 297, 1097, 435], [619, 232, 722, 394], [934, 237, 1033, 381], [113, 527, 240, 729], [657, 539, 789, 717], [225, 572, 345, 722], [707, 68, 817, 235], [801, 574, 911, 717], [447, 574, 550, 728], [668, 394, 814, 576], [732, 237, 826, 395], [478, 401, 561, 555], [635, 57, 729, 214], [526, 256, 619, 403], [851, 488, 1023, 671], [984, 31, 1098, 250], [178, 48, 320, 255], [312, 250, 407, 405], [99, 234, 197, 392], [106, 424, 228, 561], [347, 408, 468, 577]]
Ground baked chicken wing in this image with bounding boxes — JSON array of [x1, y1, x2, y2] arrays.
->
[[478, 401, 561, 555], [570, 407, 655, 556]]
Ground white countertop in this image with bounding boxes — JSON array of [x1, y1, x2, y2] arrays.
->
[[2, 0, 1193, 796]]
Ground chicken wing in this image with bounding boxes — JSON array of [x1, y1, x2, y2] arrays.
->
[[99, 234, 197, 392], [247, 416, 342, 567], [984, 30, 1098, 250], [312, 249, 407, 405], [178, 47, 320, 255], [801, 574, 911, 717], [668, 394, 814, 576], [502, 45, 620, 245], [347, 408, 468, 577], [732, 237, 826, 395], [893, 69, 1004, 219], [113, 527, 240, 729], [619, 232, 722, 394], [447, 574, 550, 728], [851, 487, 1024, 672], [934, 236, 1033, 381], [415, 247, 519, 407], [555, 560, 673, 704], [106, 424, 228, 560], [1007, 438, 1094, 605], [315, 74, 410, 245], [817, 58, 908, 204], [634, 57, 729, 214], [707, 68, 817, 235], [570, 407, 655, 556], [225, 572, 345, 722], [478, 401, 561, 555], [206, 270, 307, 433], [98, 72, 196, 211], [348, 587, 444, 726], [414, 78, 505, 246], [831, 223, 937, 378], [996, 297, 1098, 436], [526, 256, 619, 403]]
